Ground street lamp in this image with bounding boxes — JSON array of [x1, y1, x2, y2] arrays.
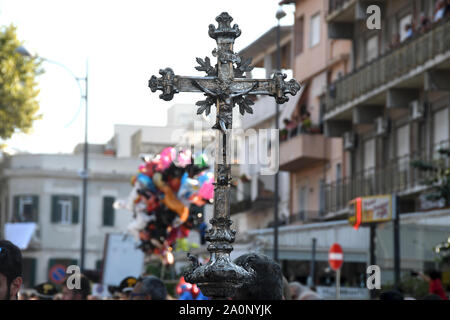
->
[[274, 5, 286, 263], [17, 46, 90, 272]]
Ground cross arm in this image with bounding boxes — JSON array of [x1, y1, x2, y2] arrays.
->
[[149, 68, 301, 105], [148, 68, 217, 101], [231, 72, 301, 104]]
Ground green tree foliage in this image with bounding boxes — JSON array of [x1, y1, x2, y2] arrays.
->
[[410, 148, 450, 205], [0, 24, 43, 142]]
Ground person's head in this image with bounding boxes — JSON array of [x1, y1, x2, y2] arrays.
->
[[53, 293, 63, 300], [289, 281, 302, 300], [379, 290, 404, 301], [131, 276, 167, 300], [118, 276, 138, 300], [429, 270, 442, 280], [34, 282, 58, 300], [405, 23, 411, 31], [282, 276, 291, 300], [62, 274, 91, 300], [0, 240, 23, 300], [289, 281, 318, 300], [283, 119, 290, 125], [233, 253, 283, 300]]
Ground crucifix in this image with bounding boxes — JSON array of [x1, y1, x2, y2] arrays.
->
[[149, 12, 301, 299]]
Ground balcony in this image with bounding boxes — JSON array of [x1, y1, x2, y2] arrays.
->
[[279, 127, 326, 172], [327, 0, 357, 22], [325, 17, 450, 121], [325, 140, 450, 214]]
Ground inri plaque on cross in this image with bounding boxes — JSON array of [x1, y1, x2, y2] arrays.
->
[[149, 12, 301, 299]]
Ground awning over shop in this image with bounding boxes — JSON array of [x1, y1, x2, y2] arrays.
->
[[5, 222, 37, 250], [278, 83, 305, 128]]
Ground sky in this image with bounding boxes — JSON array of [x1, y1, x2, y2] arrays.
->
[[0, 0, 294, 154]]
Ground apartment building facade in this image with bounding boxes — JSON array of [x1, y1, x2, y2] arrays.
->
[[231, 26, 293, 238], [230, 0, 450, 291], [324, 0, 450, 215], [279, 0, 351, 222]]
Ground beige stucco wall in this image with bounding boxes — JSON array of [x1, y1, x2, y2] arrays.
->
[[287, 0, 350, 217], [293, 0, 327, 82]]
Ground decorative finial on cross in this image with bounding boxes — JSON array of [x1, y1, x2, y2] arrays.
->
[[148, 12, 302, 299], [209, 12, 241, 41]]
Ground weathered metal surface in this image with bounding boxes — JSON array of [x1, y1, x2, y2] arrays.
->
[[148, 12, 301, 299]]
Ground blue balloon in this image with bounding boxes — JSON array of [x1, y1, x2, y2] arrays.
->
[[137, 173, 157, 193], [197, 172, 209, 186], [196, 291, 209, 300], [179, 290, 194, 300]]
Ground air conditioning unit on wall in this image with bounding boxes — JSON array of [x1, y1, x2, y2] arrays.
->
[[343, 131, 356, 150], [375, 116, 389, 137], [409, 100, 424, 121]]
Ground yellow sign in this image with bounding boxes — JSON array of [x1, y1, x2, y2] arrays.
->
[[348, 195, 393, 227]]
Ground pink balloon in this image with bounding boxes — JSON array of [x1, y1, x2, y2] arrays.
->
[[160, 147, 176, 170], [177, 149, 192, 167], [198, 177, 214, 200]]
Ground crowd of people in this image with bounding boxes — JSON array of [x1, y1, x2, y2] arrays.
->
[[390, 0, 450, 49], [280, 111, 315, 142], [1, 239, 448, 301]]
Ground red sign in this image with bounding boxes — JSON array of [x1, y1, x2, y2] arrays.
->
[[328, 243, 343, 271], [49, 264, 67, 284]]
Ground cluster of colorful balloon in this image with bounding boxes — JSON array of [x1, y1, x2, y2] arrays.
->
[[176, 277, 208, 300], [121, 147, 214, 259]]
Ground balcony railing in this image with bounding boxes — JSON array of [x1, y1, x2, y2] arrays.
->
[[325, 17, 450, 115], [325, 139, 450, 213], [328, 0, 352, 16], [280, 122, 322, 143]]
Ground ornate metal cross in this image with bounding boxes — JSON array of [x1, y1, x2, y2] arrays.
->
[[149, 12, 301, 299]]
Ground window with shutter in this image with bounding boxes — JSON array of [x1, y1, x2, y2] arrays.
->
[[366, 35, 378, 62], [13, 196, 20, 222], [294, 15, 304, 55], [13, 195, 39, 222], [309, 13, 321, 47], [72, 196, 79, 224], [103, 196, 115, 227], [51, 195, 61, 223], [51, 195, 79, 224]]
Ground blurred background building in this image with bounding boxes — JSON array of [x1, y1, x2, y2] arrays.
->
[[1, 0, 449, 299], [0, 103, 219, 288], [229, 0, 450, 298]]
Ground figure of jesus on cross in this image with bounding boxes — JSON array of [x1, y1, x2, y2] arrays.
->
[[149, 12, 301, 299]]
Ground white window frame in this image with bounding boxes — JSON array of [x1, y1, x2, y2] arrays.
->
[[364, 139, 376, 177], [59, 200, 72, 225], [399, 13, 412, 42], [19, 196, 34, 222], [365, 35, 379, 62], [309, 12, 321, 48], [298, 184, 308, 216], [396, 124, 410, 170]]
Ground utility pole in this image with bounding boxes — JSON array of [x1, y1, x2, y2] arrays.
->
[[274, 5, 286, 264], [80, 62, 89, 271], [393, 194, 400, 290], [310, 237, 317, 287]]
